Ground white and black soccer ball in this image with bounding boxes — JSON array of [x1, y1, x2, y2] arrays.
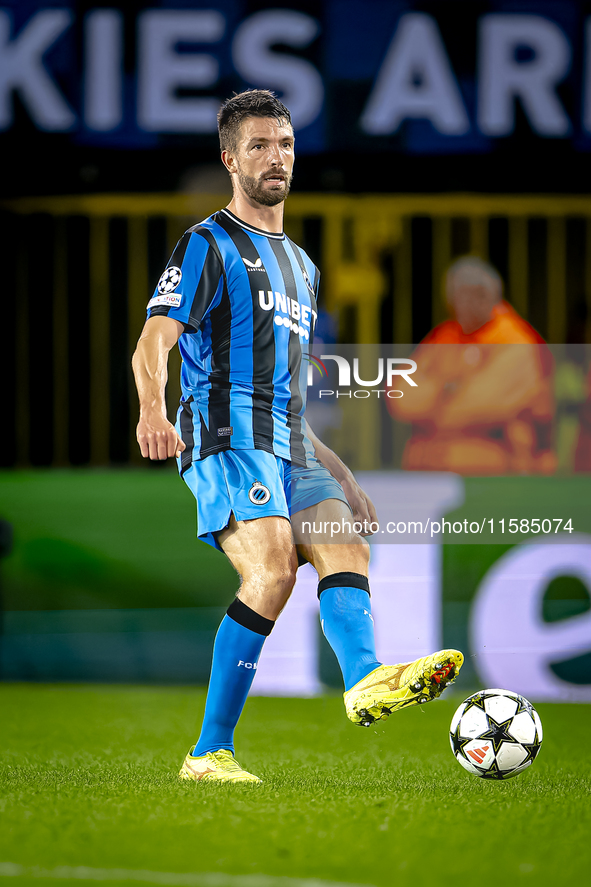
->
[[450, 689, 543, 780]]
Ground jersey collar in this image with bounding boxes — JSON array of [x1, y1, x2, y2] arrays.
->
[[219, 208, 285, 240]]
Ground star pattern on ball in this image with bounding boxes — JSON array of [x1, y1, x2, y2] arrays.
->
[[467, 692, 488, 711], [479, 761, 504, 780], [517, 697, 534, 716], [450, 690, 543, 781], [479, 716, 515, 753], [157, 266, 182, 294], [450, 717, 508, 781]]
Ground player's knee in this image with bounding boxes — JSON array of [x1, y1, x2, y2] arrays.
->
[[243, 549, 297, 597], [267, 553, 298, 596]]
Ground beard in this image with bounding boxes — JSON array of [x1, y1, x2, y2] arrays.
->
[[236, 166, 292, 207]]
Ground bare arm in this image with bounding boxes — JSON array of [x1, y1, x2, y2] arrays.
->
[[132, 316, 186, 460], [305, 422, 378, 529]]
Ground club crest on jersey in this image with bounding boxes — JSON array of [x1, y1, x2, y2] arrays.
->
[[158, 266, 182, 294], [248, 481, 271, 505], [302, 268, 315, 296], [242, 257, 265, 272]]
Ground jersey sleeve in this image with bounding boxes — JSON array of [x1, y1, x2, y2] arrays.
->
[[146, 230, 223, 333], [312, 264, 320, 301]]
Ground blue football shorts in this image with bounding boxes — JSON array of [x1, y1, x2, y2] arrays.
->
[[181, 449, 350, 550]]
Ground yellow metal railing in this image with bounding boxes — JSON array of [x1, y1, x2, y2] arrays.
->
[[5, 192, 591, 468]]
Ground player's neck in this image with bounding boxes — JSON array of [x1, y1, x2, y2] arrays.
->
[[226, 194, 284, 235]]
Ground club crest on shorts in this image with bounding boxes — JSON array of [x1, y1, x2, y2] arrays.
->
[[157, 266, 182, 294], [248, 481, 271, 505]]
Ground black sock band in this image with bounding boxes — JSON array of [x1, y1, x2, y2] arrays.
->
[[317, 572, 370, 600], [227, 597, 275, 637]]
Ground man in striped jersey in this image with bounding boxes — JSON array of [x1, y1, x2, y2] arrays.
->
[[132, 90, 462, 784]]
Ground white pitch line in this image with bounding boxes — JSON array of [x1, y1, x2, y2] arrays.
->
[[0, 863, 375, 887]]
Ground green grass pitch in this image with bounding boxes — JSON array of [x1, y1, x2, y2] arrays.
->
[[1, 685, 590, 887]]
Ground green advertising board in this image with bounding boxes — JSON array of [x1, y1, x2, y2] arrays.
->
[[0, 470, 589, 699]]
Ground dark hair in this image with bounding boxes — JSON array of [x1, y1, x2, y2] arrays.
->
[[217, 89, 292, 152]]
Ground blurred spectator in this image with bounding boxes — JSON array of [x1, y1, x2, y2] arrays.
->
[[388, 256, 556, 474], [555, 344, 587, 472], [563, 303, 591, 473], [575, 364, 591, 472], [422, 256, 545, 345]]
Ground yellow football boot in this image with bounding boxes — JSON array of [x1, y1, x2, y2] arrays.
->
[[344, 649, 464, 726], [179, 748, 262, 784]]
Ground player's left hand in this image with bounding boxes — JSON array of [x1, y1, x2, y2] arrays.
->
[[339, 476, 378, 535]]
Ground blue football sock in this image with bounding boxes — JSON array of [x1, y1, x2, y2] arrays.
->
[[318, 572, 381, 691], [192, 598, 273, 757]]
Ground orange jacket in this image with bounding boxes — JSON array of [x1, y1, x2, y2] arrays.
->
[[422, 301, 545, 345], [388, 304, 555, 474], [575, 365, 591, 472]]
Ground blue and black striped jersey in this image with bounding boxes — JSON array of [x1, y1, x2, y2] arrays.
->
[[147, 209, 319, 471]]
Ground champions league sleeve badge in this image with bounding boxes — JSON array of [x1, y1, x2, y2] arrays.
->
[[157, 266, 182, 294], [248, 481, 271, 505]]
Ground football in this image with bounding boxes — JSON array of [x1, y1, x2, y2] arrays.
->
[[450, 689, 543, 780]]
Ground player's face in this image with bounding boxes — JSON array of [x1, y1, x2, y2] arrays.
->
[[230, 117, 295, 207]]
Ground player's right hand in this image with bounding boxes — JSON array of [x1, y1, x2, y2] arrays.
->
[[136, 415, 186, 460]]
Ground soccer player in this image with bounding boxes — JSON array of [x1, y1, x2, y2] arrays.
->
[[132, 90, 463, 784]]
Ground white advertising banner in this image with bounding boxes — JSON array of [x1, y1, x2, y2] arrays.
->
[[252, 473, 591, 702]]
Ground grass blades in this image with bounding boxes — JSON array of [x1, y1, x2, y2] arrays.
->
[[1, 685, 590, 887]]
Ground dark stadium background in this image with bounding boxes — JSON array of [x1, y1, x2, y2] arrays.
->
[[4, 0, 591, 197]]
